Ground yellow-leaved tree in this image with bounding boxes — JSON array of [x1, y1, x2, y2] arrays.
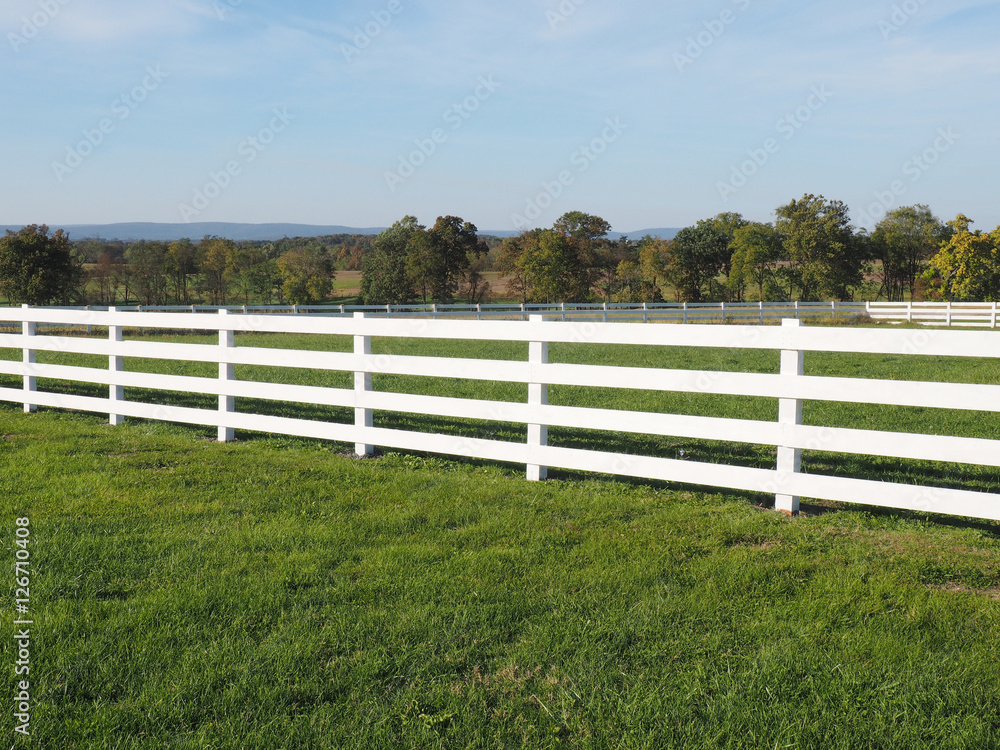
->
[[922, 215, 1000, 301]]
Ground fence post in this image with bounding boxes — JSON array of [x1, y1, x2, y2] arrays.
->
[[217, 309, 235, 442], [993, 302, 997, 329], [946, 301, 952, 327], [21, 305, 37, 414], [775, 319, 804, 515], [354, 312, 374, 456], [720, 302, 726, 324], [527, 315, 549, 481], [108, 306, 125, 425], [682, 302, 688, 324], [793, 301, 799, 319], [759, 301, 764, 324]]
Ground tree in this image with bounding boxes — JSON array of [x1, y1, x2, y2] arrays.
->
[[124, 241, 170, 306], [666, 219, 732, 302], [166, 238, 198, 304], [922, 215, 1000, 301], [775, 194, 865, 300], [870, 205, 949, 301], [407, 216, 487, 304], [728, 222, 786, 301], [200, 236, 237, 305], [0, 224, 81, 305], [360, 216, 423, 305], [636, 235, 671, 299], [277, 245, 334, 304]]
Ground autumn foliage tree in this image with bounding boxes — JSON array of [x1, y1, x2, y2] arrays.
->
[[921, 215, 1000, 301]]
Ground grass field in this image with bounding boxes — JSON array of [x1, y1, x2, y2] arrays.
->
[[3, 324, 1000, 748]]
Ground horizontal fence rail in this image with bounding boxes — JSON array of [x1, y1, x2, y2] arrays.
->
[[2, 305, 999, 521], [12, 301, 997, 328]]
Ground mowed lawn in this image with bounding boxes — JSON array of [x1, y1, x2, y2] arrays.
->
[[2, 325, 1000, 748]]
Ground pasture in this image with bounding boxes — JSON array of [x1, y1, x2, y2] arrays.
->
[[2, 320, 1000, 748]]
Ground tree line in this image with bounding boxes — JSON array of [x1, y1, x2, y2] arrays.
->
[[494, 199, 996, 305], [2, 194, 999, 306], [0, 229, 375, 306]]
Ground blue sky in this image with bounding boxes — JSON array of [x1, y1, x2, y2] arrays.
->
[[2, 0, 998, 234]]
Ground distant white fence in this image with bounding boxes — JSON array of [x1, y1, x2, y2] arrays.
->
[[2, 306, 999, 521], [50, 300, 1000, 327]]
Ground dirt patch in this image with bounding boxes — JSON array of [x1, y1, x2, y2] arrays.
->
[[930, 582, 1000, 601]]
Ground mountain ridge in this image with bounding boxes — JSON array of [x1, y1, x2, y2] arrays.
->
[[1, 222, 681, 242]]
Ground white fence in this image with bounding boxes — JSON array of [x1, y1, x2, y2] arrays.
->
[[50, 301, 1000, 327], [2, 306, 999, 521]]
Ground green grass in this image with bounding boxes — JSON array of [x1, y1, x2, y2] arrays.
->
[[2, 410, 1000, 749]]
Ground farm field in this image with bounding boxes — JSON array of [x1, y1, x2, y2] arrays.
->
[[2, 408, 1000, 749], [2, 324, 1000, 748]]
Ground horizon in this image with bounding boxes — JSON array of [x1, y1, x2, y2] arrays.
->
[[3, 2, 998, 233]]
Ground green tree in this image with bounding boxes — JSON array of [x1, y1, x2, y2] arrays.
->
[[124, 241, 170, 306], [166, 238, 198, 304], [407, 216, 487, 303], [360, 216, 423, 305], [775, 194, 865, 300], [666, 219, 732, 302], [277, 245, 334, 304], [870, 205, 949, 301], [728, 222, 786, 301], [922, 215, 1000, 301], [0, 224, 81, 305]]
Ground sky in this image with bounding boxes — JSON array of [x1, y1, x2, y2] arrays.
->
[[2, 0, 999, 235]]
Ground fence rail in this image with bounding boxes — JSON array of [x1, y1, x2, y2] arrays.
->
[[23, 301, 999, 327], [2, 305, 999, 521]]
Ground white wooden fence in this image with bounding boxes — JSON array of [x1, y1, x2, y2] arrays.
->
[[59, 301, 1000, 327], [2, 306, 999, 521]]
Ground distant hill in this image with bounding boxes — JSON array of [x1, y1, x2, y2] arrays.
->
[[1, 222, 682, 242]]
